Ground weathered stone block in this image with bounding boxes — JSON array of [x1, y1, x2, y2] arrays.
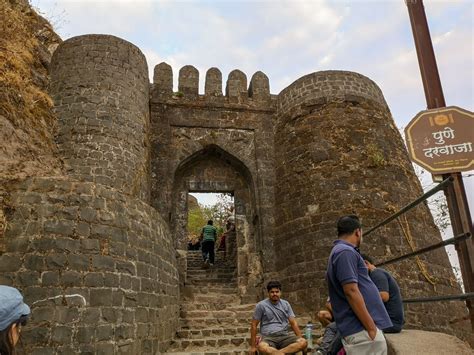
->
[[120, 274, 132, 289], [6, 236, 30, 252], [61, 271, 82, 287], [44, 220, 75, 236], [51, 326, 73, 345], [32, 306, 56, 322], [101, 307, 118, 322], [81, 238, 100, 253], [84, 272, 104, 287], [29, 348, 54, 355], [56, 307, 80, 323], [103, 272, 119, 287], [17, 271, 40, 286], [75, 222, 91, 237], [76, 326, 95, 343], [0, 255, 22, 272], [46, 254, 67, 269], [96, 325, 113, 341], [115, 324, 134, 340], [68, 254, 90, 271], [82, 308, 101, 324], [53, 238, 80, 254], [116, 260, 136, 275], [90, 289, 113, 306], [91, 255, 115, 271], [95, 342, 115, 354], [79, 207, 97, 223], [23, 327, 50, 346]]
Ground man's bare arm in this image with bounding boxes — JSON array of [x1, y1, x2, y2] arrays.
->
[[379, 291, 389, 302], [342, 282, 377, 339], [250, 319, 260, 353], [288, 317, 303, 337]]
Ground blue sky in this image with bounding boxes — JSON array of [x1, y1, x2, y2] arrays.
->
[[33, 0, 473, 211]]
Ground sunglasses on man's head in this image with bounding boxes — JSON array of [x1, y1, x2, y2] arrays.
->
[[18, 315, 28, 327]]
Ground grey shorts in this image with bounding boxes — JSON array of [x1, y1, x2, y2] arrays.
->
[[261, 333, 298, 349]]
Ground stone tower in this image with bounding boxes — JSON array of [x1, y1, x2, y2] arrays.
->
[[0, 33, 470, 353]]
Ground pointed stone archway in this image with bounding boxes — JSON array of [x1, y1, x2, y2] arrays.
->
[[171, 144, 263, 303]]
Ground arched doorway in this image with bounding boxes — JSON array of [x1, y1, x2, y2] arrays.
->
[[171, 145, 263, 302]]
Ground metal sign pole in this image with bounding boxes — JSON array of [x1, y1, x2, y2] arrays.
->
[[406, 0, 474, 331]]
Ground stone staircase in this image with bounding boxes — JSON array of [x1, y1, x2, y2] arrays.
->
[[163, 250, 253, 354]]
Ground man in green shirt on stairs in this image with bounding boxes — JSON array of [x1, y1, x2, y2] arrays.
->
[[201, 220, 217, 268]]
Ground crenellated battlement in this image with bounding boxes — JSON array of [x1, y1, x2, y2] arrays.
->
[[152, 62, 271, 105]]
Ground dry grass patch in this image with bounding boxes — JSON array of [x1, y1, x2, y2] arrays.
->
[[0, 0, 63, 183]]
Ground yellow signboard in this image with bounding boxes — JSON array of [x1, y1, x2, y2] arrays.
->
[[405, 106, 474, 174]]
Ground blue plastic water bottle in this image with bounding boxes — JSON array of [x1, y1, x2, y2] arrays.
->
[[305, 321, 313, 349]]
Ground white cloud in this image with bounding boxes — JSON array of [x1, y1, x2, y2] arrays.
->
[[34, 0, 157, 38]]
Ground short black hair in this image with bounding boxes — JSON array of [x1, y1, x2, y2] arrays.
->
[[266, 280, 282, 292], [361, 254, 374, 264], [207, 220, 213, 225], [337, 215, 361, 237]]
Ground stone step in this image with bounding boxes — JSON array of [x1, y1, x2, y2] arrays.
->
[[188, 260, 234, 265], [167, 335, 250, 351], [175, 326, 248, 339], [180, 302, 230, 312], [183, 285, 237, 295], [186, 273, 236, 278], [162, 349, 247, 355], [180, 301, 253, 312], [179, 316, 252, 328], [183, 293, 239, 303], [187, 266, 236, 271], [187, 253, 227, 257], [186, 279, 237, 286], [187, 267, 236, 273], [187, 269, 235, 275], [179, 309, 253, 319], [186, 276, 236, 282]]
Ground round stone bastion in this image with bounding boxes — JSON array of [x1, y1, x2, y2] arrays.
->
[[50, 35, 150, 201]]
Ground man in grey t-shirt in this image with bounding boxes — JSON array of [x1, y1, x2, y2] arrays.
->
[[250, 280, 307, 354]]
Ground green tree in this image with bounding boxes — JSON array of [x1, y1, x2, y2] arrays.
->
[[187, 206, 206, 237], [201, 193, 233, 233], [187, 193, 234, 241]]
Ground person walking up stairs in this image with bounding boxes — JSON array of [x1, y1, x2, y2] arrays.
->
[[201, 220, 217, 268]]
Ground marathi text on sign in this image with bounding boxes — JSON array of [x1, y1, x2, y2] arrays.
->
[[405, 106, 474, 174]]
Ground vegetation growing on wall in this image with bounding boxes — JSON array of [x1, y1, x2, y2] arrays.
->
[[0, 0, 62, 185]]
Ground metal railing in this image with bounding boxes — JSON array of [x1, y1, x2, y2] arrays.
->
[[364, 176, 453, 237], [365, 176, 473, 328], [375, 232, 471, 267]]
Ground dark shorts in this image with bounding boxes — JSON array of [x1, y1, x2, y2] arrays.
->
[[261, 333, 298, 349], [383, 325, 402, 333]]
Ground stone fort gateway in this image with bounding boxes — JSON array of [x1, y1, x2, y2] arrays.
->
[[1, 31, 472, 353]]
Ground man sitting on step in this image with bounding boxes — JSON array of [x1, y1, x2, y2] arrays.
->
[[250, 280, 308, 354]]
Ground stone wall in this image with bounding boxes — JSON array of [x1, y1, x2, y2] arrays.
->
[[1, 9, 471, 350], [0, 177, 178, 354], [274, 71, 470, 340], [50, 35, 150, 202]]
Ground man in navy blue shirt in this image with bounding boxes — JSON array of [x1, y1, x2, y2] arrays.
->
[[362, 254, 404, 333], [326, 215, 392, 355]]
